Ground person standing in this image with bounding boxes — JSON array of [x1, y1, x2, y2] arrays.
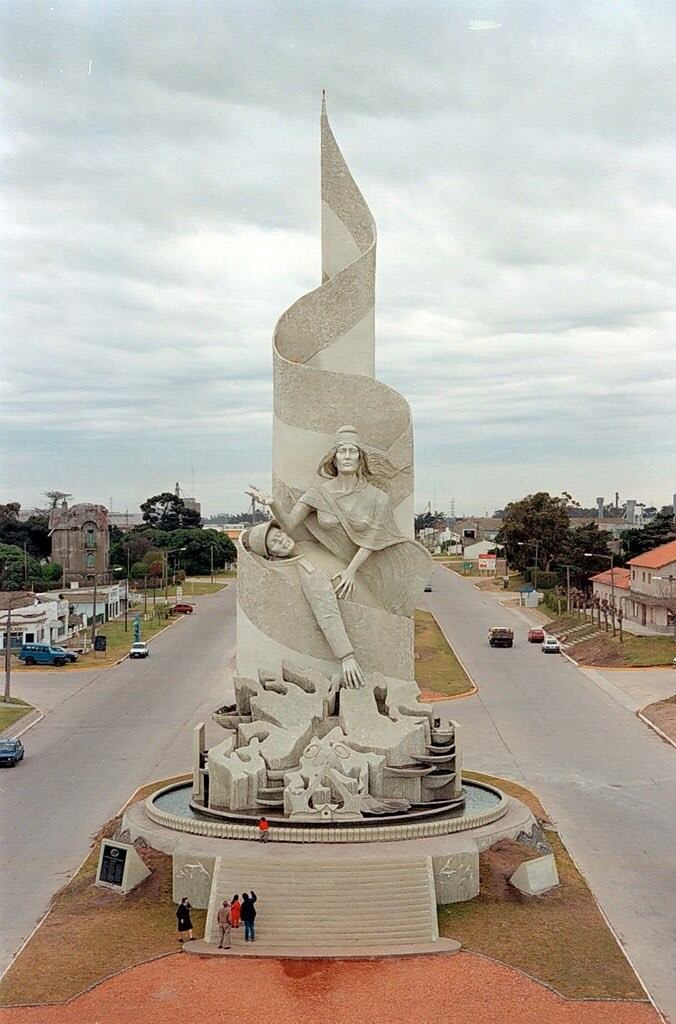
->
[[217, 900, 231, 949], [241, 891, 257, 943], [258, 816, 270, 843], [176, 897, 193, 943], [229, 894, 241, 930]]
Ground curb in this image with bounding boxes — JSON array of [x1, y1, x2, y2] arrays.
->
[[0, 705, 44, 740], [418, 604, 479, 701], [637, 707, 676, 750]]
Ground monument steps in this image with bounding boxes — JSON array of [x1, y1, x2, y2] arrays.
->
[[205, 855, 439, 947]]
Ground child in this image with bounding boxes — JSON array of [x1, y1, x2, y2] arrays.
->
[[258, 816, 270, 842]]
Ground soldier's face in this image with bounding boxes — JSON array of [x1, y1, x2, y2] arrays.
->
[[266, 527, 295, 557]]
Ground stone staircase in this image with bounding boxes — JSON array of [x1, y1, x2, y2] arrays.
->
[[204, 855, 439, 948]]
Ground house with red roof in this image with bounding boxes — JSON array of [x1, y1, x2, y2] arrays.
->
[[627, 540, 676, 633], [590, 567, 631, 618]]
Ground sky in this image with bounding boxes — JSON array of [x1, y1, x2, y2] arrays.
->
[[1, 0, 674, 518]]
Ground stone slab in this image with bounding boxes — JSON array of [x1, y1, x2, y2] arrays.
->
[[432, 848, 480, 904], [172, 853, 216, 909], [509, 853, 559, 896]]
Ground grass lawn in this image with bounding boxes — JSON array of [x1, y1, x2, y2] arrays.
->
[[439, 771, 646, 1001], [0, 697, 34, 732], [414, 609, 474, 697], [0, 776, 202, 1008], [544, 613, 676, 666], [15, 616, 180, 672]]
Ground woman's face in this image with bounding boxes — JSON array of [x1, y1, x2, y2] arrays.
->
[[335, 443, 360, 474]]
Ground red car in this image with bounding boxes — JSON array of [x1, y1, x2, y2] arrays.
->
[[172, 603, 194, 614], [528, 628, 545, 643]]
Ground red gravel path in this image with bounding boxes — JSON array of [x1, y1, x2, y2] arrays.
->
[[0, 952, 658, 1024]]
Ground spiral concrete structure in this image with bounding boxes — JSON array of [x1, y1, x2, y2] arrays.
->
[[236, 98, 423, 682]]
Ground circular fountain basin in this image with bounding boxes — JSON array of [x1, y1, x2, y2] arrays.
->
[[147, 779, 508, 843]]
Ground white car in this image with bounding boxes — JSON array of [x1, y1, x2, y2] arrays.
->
[[541, 636, 561, 654], [129, 642, 150, 659]]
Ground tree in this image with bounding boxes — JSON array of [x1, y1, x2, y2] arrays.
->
[[496, 493, 570, 573], [620, 508, 676, 559], [0, 543, 60, 591], [0, 505, 50, 559], [43, 491, 72, 509], [559, 522, 612, 588], [165, 529, 236, 575], [140, 493, 201, 531]]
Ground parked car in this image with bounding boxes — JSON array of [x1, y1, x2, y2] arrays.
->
[[0, 738, 25, 767], [528, 628, 545, 644], [488, 627, 514, 648], [172, 603, 194, 614], [424, 581, 433, 592], [18, 643, 78, 667], [542, 636, 561, 654], [129, 642, 150, 659]]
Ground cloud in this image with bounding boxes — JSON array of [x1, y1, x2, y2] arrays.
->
[[0, 0, 674, 516]]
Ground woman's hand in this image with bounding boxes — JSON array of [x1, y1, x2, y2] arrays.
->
[[332, 567, 356, 599], [341, 655, 364, 688], [246, 485, 273, 507]]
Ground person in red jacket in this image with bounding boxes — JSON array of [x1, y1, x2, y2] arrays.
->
[[229, 894, 241, 929], [258, 816, 270, 843]]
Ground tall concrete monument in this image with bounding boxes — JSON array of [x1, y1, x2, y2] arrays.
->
[[125, 99, 537, 952], [195, 99, 466, 823]]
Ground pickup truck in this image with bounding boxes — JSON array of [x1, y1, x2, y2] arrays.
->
[[488, 627, 514, 648]]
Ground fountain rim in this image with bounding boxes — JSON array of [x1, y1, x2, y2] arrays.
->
[[145, 778, 509, 844]]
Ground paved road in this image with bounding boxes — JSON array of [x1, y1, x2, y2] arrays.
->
[[0, 587, 236, 977], [424, 566, 676, 1022]]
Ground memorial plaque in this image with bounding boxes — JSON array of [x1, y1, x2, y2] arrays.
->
[[99, 843, 127, 886], [94, 635, 107, 652]]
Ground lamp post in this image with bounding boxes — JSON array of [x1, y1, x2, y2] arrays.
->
[[517, 539, 540, 590], [3, 591, 29, 704], [585, 551, 616, 637], [210, 543, 214, 585]]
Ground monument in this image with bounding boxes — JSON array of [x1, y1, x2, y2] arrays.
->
[[197, 97, 463, 824], [122, 98, 545, 952]]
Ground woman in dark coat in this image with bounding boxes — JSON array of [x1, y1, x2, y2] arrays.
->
[[241, 891, 257, 943], [176, 897, 193, 942]]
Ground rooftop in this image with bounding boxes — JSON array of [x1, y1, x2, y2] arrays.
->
[[590, 568, 631, 590], [628, 539, 676, 569]]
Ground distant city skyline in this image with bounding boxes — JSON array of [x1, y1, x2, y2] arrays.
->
[[1, 2, 673, 515]]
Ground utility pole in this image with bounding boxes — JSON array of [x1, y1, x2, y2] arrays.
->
[[23, 542, 28, 587], [4, 598, 17, 703], [90, 574, 98, 650], [125, 545, 131, 632], [534, 539, 540, 591], [210, 543, 214, 585]]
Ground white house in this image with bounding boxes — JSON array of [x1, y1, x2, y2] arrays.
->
[[64, 582, 128, 628], [627, 540, 676, 633], [0, 592, 71, 650], [590, 568, 631, 617]]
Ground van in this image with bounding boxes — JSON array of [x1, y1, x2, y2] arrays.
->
[[18, 643, 78, 667]]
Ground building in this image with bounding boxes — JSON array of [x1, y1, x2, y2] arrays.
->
[[48, 501, 110, 584], [455, 518, 502, 544], [64, 581, 128, 629], [463, 539, 500, 561], [108, 511, 144, 531], [590, 568, 631, 617], [627, 541, 676, 633], [0, 591, 71, 651]]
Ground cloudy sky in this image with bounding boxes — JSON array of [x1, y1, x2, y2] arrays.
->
[[1, 0, 674, 518]]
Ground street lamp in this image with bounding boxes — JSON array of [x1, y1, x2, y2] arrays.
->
[[517, 540, 540, 590]]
